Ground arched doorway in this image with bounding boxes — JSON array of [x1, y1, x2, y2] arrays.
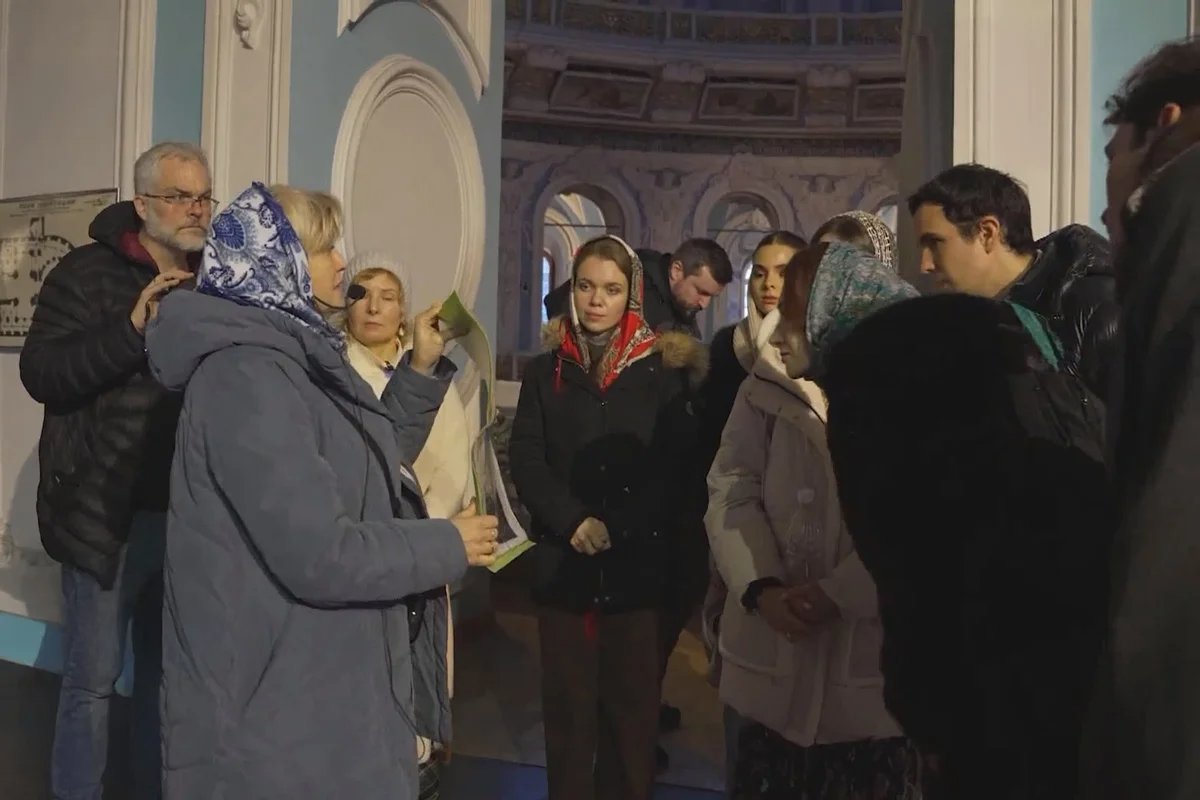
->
[[705, 193, 778, 338], [533, 186, 626, 334]]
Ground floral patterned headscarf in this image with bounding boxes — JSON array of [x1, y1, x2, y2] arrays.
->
[[197, 182, 344, 351], [556, 235, 657, 391], [806, 242, 919, 377], [822, 210, 898, 271]]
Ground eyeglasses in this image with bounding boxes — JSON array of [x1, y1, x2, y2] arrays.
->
[[142, 193, 218, 211]]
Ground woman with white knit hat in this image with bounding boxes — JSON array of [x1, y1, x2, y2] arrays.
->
[[342, 250, 473, 800], [342, 251, 474, 520]]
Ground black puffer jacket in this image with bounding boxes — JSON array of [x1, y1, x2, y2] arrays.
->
[[508, 322, 707, 612], [1004, 224, 1118, 398], [822, 294, 1110, 800], [543, 249, 700, 337], [20, 202, 184, 588]]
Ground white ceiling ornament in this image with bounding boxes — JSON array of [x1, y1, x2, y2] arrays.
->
[[337, 0, 490, 98]]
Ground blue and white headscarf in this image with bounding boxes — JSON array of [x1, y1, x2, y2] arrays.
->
[[197, 182, 344, 351]]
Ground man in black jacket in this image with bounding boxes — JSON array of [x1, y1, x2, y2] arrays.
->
[[542, 238, 733, 337], [21, 141, 211, 799], [909, 164, 1119, 398], [1085, 36, 1200, 800]]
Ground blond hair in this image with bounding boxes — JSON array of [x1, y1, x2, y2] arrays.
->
[[267, 184, 343, 255]]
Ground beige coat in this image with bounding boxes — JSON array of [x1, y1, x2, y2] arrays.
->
[[705, 349, 900, 747], [346, 338, 474, 519], [346, 336, 469, 762]]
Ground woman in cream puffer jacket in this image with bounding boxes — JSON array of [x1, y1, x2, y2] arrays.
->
[[705, 211, 920, 799]]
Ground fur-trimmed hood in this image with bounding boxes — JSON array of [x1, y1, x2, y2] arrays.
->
[[541, 316, 709, 387]]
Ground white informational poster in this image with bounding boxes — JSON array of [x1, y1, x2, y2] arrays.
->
[[0, 188, 118, 347]]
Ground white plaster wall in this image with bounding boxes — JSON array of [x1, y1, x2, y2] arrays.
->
[[498, 139, 897, 355], [951, 0, 1093, 237], [0, 0, 150, 622], [201, 0, 291, 202]]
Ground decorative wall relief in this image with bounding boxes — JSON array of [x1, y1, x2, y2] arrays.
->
[[854, 81, 904, 122], [497, 135, 897, 356], [202, 0, 292, 202], [550, 71, 653, 119], [234, 0, 266, 49], [698, 81, 799, 122]]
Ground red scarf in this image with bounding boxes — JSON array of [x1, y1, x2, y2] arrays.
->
[[555, 242, 656, 392]]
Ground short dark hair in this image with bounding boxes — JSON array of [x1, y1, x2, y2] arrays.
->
[[673, 238, 734, 284], [812, 215, 873, 252], [754, 230, 808, 252], [907, 164, 1036, 256], [1105, 36, 1200, 143]]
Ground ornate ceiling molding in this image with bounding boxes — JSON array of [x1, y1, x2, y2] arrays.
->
[[504, 45, 904, 139], [503, 120, 900, 158]]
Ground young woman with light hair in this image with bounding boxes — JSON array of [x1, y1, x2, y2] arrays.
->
[[341, 251, 474, 520]]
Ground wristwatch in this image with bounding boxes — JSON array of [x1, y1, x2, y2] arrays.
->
[[740, 577, 784, 613]]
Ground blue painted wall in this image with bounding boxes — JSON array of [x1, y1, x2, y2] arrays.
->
[[289, 0, 505, 342], [152, 0, 206, 144], [1089, 0, 1190, 229]]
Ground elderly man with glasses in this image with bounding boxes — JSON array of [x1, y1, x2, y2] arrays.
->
[[20, 141, 213, 800]]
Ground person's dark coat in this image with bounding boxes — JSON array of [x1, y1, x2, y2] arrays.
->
[[821, 293, 1111, 800], [1091, 141, 1200, 800], [508, 321, 708, 613], [696, 324, 744, 471], [145, 183, 467, 799], [19, 201, 184, 587], [1004, 224, 1118, 398], [543, 249, 699, 336]]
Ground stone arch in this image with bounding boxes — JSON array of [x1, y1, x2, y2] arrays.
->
[[699, 191, 783, 337], [690, 181, 794, 242], [524, 178, 641, 346]]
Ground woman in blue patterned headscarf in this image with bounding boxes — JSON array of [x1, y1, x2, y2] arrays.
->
[[144, 182, 499, 800]]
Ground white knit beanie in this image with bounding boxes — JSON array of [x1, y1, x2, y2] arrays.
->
[[345, 250, 412, 313]]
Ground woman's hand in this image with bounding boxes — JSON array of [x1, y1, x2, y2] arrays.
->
[[788, 581, 840, 625], [410, 303, 446, 375], [570, 517, 611, 556], [758, 586, 814, 641], [451, 501, 499, 567]]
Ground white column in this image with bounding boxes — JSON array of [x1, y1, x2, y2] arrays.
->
[[952, 0, 1093, 235], [201, 0, 293, 203], [897, 0, 1094, 279]]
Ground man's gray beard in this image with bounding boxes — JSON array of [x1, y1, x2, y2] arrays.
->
[[144, 211, 206, 253]]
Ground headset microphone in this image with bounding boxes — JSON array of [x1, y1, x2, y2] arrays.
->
[[316, 283, 367, 311]]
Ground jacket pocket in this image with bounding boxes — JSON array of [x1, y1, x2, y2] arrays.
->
[[830, 617, 885, 687], [716, 596, 786, 676]]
